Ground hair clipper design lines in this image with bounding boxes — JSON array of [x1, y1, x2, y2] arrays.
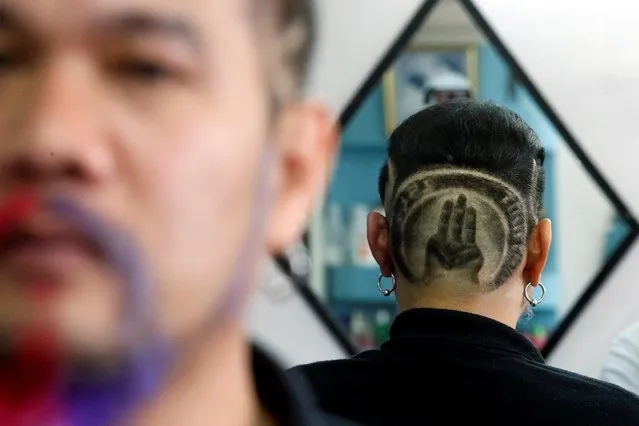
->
[[390, 168, 529, 289], [426, 195, 483, 281]]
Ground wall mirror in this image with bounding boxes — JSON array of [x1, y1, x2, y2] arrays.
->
[[294, 0, 638, 357]]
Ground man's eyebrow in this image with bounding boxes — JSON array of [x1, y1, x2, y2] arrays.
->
[[95, 12, 203, 50], [0, 6, 203, 50]]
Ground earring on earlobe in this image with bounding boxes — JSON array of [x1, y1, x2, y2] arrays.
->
[[377, 273, 396, 297], [524, 282, 546, 307]]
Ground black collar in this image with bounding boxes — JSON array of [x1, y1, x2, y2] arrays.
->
[[383, 308, 544, 363]]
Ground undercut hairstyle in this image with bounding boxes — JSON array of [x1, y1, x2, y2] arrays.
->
[[378, 101, 545, 291]]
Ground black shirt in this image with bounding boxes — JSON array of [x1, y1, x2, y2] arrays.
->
[[288, 309, 639, 426], [252, 345, 362, 426]]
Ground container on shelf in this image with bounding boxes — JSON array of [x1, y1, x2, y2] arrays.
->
[[324, 203, 346, 266], [350, 310, 375, 350], [529, 324, 549, 348], [373, 309, 392, 346]]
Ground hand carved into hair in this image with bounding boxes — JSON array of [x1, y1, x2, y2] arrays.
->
[[425, 194, 484, 280]]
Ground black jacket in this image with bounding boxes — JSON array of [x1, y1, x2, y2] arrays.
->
[[288, 309, 639, 426]]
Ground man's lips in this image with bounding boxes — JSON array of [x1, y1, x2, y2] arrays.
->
[[0, 203, 105, 269], [0, 195, 154, 333], [0, 231, 102, 271]]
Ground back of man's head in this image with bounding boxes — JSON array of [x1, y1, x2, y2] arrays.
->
[[378, 101, 546, 291]]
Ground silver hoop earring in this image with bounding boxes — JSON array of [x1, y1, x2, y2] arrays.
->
[[377, 274, 396, 297], [524, 282, 546, 307]]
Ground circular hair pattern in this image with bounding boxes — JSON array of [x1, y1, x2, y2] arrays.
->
[[390, 168, 528, 289]]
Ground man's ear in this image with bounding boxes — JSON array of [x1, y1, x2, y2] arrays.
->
[[524, 219, 552, 286], [367, 211, 395, 276], [266, 102, 339, 254]]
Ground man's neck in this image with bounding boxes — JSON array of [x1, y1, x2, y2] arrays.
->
[[132, 323, 261, 426], [397, 281, 524, 328]]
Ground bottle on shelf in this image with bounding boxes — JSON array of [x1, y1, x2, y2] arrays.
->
[[350, 310, 374, 350], [324, 203, 346, 266], [530, 324, 548, 349], [373, 309, 392, 346]]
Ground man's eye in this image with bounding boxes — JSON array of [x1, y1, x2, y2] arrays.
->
[[118, 60, 175, 83]]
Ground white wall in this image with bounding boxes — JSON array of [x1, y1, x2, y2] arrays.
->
[[555, 142, 616, 317], [246, 260, 346, 367], [473, 0, 639, 377], [247, 0, 429, 366], [305, 0, 429, 113]]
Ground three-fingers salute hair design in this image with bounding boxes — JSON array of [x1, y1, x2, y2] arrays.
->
[[390, 168, 530, 289]]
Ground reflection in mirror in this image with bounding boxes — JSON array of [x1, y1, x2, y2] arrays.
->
[[307, 0, 633, 353]]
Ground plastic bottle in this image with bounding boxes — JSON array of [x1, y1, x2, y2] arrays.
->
[[350, 310, 374, 350], [373, 309, 392, 346], [531, 325, 548, 348], [324, 204, 346, 266]]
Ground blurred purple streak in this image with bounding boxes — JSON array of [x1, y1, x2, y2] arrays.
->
[[47, 196, 152, 334], [46, 196, 170, 426]]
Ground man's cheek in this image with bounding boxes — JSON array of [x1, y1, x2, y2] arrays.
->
[[151, 200, 259, 339]]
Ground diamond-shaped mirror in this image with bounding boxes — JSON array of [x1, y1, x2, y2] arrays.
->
[[300, 0, 637, 356]]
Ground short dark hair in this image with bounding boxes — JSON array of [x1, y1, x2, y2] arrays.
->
[[379, 101, 545, 290]]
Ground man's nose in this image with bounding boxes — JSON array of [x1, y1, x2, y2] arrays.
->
[[0, 57, 114, 188]]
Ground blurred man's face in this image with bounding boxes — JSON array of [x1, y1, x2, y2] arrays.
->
[[0, 0, 335, 358]]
